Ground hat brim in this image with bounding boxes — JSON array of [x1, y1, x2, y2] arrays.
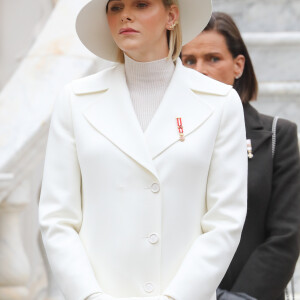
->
[[76, 0, 212, 62]]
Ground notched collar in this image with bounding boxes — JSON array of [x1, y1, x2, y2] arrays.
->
[[184, 62, 232, 96], [73, 59, 233, 177], [243, 103, 264, 131], [71, 59, 232, 97], [71, 64, 117, 95], [244, 103, 272, 153]]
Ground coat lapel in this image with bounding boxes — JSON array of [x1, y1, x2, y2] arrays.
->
[[76, 65, 159, 179], [145, 60, 231, 159], [73, 60, 233, 177], [244, 103, 272, 153]]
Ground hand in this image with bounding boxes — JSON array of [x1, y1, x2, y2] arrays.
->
[[217, 288, 257, 300]]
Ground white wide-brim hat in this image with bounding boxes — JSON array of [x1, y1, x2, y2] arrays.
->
[[76, 0, 212, 62]]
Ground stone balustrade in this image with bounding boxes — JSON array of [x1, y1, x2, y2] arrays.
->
[[0, 180, 31, 300], [213, 0, 300, 32], [0, 0, 101, 298]]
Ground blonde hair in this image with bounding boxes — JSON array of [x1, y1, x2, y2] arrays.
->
[[116, 0, 182, 63], [165, 0, 182, 61]]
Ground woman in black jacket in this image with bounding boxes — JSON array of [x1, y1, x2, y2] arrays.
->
[[181, 12, 300, 300]]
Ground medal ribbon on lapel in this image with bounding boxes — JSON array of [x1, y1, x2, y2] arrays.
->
[[176, 117, 185, 142]]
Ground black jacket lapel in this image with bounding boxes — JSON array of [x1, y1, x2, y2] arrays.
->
[[244, 103, 272, 153]]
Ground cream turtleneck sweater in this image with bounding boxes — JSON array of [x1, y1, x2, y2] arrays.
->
[[124, 54, 175, 132]]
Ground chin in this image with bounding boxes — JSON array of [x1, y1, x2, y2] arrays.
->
[[117, 40, 143, 52], [120, 46, 143, 56]]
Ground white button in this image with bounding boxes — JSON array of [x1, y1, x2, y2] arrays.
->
[[151, 183, 160, 193], [144, 282, 154, 293], [148, 233, 159, 244]]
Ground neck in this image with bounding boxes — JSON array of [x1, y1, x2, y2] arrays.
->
[[124, 54, 175, 131], [124, 42, 169, 62], [124, 54, 174, 83]]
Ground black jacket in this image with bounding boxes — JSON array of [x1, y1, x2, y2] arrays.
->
[[219, 103, 300, 300]]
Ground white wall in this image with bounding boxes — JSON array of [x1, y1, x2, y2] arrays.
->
[[0, 0, 54, 90]]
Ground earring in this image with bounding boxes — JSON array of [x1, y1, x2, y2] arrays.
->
[[168, 21, 178, 30], [235, 73, 242, 79]]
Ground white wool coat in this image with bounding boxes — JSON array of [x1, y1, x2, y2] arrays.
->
[[39, 59, 247, 300]]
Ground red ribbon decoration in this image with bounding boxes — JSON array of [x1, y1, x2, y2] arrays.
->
[[176, 118, 185, 141]]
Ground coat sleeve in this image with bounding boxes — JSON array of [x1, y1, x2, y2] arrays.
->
[[39, 85, 102, 300], [164, 89, 248, 300], [231, 119, 300, 299]]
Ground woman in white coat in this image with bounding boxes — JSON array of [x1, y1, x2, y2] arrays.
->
[[39, 1, 248, 300]]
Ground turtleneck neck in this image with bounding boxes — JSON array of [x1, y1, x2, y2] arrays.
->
[[124, 54, 175, 131]]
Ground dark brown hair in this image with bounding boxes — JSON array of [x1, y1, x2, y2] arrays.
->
[[204, 12, 258, 103]]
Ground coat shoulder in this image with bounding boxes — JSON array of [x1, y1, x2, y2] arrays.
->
[[276, 118, 298, 133], [260, 113, 298, 134], [259, 113, 299, 158], [275, 117, 298, 151], [181, 64, 233, 97], [71, 64, 119, 95]]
